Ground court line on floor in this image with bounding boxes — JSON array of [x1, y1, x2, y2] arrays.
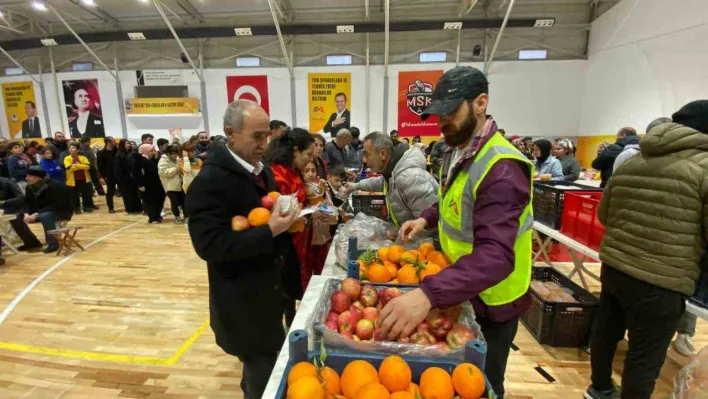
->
[[0, 219, 145, 327]]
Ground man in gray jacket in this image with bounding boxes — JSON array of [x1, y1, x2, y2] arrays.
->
[[613, 117, 670, 172], [342, 132, 438, 227]]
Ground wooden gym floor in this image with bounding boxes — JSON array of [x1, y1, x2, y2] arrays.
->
[[0, 196, 705, 398]]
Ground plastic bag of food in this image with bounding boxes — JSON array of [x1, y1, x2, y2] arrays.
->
[[671, 345, 708, 398], [334, 213, 398, 268]]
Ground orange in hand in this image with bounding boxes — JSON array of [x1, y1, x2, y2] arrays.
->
[[248, 207, 271, 227], [379, 355, 412, 393], [420, 367, 454, 399], [267, 191, 281, 201], [452, 363, 486, 399], [341, 360, 380, 398]]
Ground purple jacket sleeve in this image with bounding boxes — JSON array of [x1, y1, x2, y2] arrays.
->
[[420, 159, 531, 308], [420, 202, 439, 228]]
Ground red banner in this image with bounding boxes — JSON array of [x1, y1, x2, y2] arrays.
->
[[397, 70, 443, 137], [226, 75, 270, 115]]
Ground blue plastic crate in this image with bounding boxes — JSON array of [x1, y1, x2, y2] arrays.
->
[[274, 329, 496, 399]]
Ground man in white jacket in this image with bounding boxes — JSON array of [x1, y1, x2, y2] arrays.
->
[[157, 145, 185, 223]]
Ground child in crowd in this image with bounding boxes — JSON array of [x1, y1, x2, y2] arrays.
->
[[326, 166, 355, 237], [158, 145, 185, 223], [179, 142, 202, 193], [303, 161, 338, 278], [39, 148, 65, 183], [7, 143, 29, 189]]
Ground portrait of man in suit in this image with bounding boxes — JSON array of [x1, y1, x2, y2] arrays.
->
[[21, 101, 41, 139], [323, 92, 350, 138], [63, 79, 105, 139]]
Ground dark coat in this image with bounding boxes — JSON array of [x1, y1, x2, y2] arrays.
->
[[69, 113, 105, 138], [21, 117, 41, 138], [323, 109, 351, 137], [132, 156, 165, 198], [114, 152, 133, 186], [97, 148, 117, 180], [0, 177, 27, 214], [186, 142, 299, 359], [25, 179, 74, 220], [592, 135, 640, 187]]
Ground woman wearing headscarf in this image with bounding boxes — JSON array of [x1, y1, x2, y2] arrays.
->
[[133, 144, 165, 224], [554, 139, 581, 181], [114, 139, 143, 215], [533, 139, 564, 181]]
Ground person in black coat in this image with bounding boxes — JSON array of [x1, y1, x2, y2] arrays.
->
[[134, 144, 166, 224], [0, 176, 42, 251], [114, 139, 142, 214], [323, 92, 351, 137], [98, 138, 118, 213], [24, 166, 74, 253], [186, 100, 300, 399], [592, 127, 639, 188]]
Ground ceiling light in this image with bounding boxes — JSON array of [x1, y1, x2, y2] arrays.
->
[[234, 27, 252, 36], [31, 1, 47, 11], [41, 38, 57, 46], [138, 0, 149, 3], [0, 10, 4, 17], [128, 32, 146, 40], [533, 18, 555, 28], [81, 0, 96, 6], [336, 25, 354, 33], [443, 22, 462, 30], [518, 49, 547, 60]]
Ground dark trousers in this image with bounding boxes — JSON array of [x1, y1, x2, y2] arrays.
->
[[37, 212, 59, 248], [69, 180, 94, 211], [89, 167, 105, 195], [105, 176, 117, 211], [590, 265, 684, 399], [476, 316, 519, 398], [10, 216, 41, 247], [144, 189, 166, 222], [120, 181, 143, 213], [166, 191, 185, 218], [237, 353, 278, 399]]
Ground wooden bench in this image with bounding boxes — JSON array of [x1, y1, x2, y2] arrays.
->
[[47, 223, 84, 256]]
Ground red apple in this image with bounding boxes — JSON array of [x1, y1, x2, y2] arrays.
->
[[374, 328, 390, 342], [355, 319, 375, 340], [337, 311, 357, 334], [362, 307, 378, 322], [426, 309, 454, 339], [416, 321, 431, 333], [341, 278, 362, 300], [446, 325, 476, 349], [231, 215, 250, 231], [260, 195, 275, 210], [327, 311, 339, 323], [359, 285, 378, 307], [340, 331, 354, 340], [349, 305, 362, 323], [410, 330, 437, 345], [378, 287, 401, 307], [351, 301, 364, 311], [331, 290, 351, 313], [325, 320, 338, 331]]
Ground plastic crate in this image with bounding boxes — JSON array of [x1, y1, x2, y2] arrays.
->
[[521, 267, 599, 348], [274, 329, 496, 399], [560, 192, 606, 251], [352, 193, 389, 221], [532, 181, 602, 229]]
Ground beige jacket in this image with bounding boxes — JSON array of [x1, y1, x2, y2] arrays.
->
[[157, 155, 182, 192]]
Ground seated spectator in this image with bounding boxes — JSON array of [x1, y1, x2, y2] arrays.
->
[[24, 166, 74, 253], [324, 129, 352, 170], [345, 127, 364, 171], [554, 139, 581, 181], [7, 143, 30, 189], [0, 176, 42, 251], [64, 142, 94, 214], [179, 142, 202, 194], [39, 148, 65, 183], [533, 139, 564, 181], [158, 145, 185, 223]]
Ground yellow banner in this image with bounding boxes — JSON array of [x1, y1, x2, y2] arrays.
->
[[2, 82, 38, 139], [308, 73, 351, 134], [125, 97, 200, 115], [576, 135, 617, 169]]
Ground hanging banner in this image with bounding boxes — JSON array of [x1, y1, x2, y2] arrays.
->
[[308, 73, 351, 136], [2, 81, 40, 139], [136, 70, 184, 86], [576, 135, 618, 169], [124, 97, 200, 115], [397, 70, 444, 137], [226, 75, 270, 115]]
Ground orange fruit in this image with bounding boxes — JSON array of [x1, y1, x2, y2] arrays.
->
[[379, 355, 412, 393], [287, 361, 318, 385], [397, 266, 420, 284], [248, 207, 271, 227], [359, 263, 369, 280], [287, 375, 325, 399], [452, 363, 485, 399], [354, 383, 391, 399], [418, 242, 435, 257], [341, 360, 380, 398], [321, 366, 341, 395], [419, 263, 441, 281], [420, 367, 454, 399], [288, 218, 306, 233], [267, 191, 281, 201], [400, 250, 426, 265], [384, 261, 399, 280], [387, 245, 405, 264], [407, 382, 421, 396], [378, 247, 390, 262], [368, 263, 392, 283], [427, 251, 450, 268], [392, 392, 416, 399]]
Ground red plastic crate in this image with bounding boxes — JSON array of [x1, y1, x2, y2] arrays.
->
[[560, 191, 605, 251]]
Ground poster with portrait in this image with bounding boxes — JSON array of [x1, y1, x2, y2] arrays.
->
[[2, 81, 40, 139], [397, 70, 443, 138], [308, 73, 351, 137], [62, 79, 104, 138], [226, 75, 270, 115]]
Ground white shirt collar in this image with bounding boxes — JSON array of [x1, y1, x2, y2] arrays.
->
[[336, 108, 347, 118], [227, 147, 264, 175]]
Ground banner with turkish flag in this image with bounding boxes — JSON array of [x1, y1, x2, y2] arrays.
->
[[397, 70, 443, 137], [226, 75, 270, 115]]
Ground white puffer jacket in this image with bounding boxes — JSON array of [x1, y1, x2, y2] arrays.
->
[[157, 154, 182, 192]]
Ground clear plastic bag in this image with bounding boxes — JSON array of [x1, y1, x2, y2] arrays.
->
[[307, 278, 484, 359], [333, 213, 398, 268], [672, 345, 708, 398]]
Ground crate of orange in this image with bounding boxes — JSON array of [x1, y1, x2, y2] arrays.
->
[[275, 329, 496, 399]]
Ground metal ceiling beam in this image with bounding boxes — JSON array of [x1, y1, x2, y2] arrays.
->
[[0, 45, 39, 84], [456, 0, 479, 65], [66, 0, 120, 29], [151, 0, 202, 81], [45, 3, 117, 80], [213, 40, 280, 65], [55, 43, 111, 68], [175, 0, 204, 23], [494, 30, 586, 58], [115, 42, 184, 64], [484, 0, 515, 75], [161, 2, 188, 24], [296, 37, 365, 59], [0, 8, 47, 35], [273, 0, 294, 23], [266, 0, 293, 76]]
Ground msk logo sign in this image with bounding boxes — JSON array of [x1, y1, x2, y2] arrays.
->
[[406, 79, 434, 116], [313, 106, 325, 113]]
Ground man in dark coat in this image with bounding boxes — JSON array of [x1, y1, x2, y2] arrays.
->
[[24, 166, 74, 253], [0, 176, 42, 251], [592, 127, 639, 188], [186, 100, 300, 399]]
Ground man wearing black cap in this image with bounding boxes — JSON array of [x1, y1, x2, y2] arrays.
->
[[377, 66, 534, 398], [24, 166, 74, 253], [581, 99, 708, 399]]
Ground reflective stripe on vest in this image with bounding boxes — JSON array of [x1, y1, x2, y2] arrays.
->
[[438, 132, 535, 306]]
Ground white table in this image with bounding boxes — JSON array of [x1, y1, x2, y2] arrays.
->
[[574, 179, 602, 188]]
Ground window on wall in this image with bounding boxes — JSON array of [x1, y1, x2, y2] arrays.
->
[[326, 54, 352, 65], [72, 62, 93, 71], [419, 52, 447, 62], [236, 57, 260, 67], [518, 49, 547, 60], [5, 67, 23, 76]]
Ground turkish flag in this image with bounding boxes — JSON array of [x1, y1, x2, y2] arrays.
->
[[226, 75, 270, 115]]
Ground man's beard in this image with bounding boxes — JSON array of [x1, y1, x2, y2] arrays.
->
[[199, 140, 209, 146], [442, 114, 478, 147]]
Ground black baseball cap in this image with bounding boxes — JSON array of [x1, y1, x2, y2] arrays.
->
[[421, 66, 489, 120]]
